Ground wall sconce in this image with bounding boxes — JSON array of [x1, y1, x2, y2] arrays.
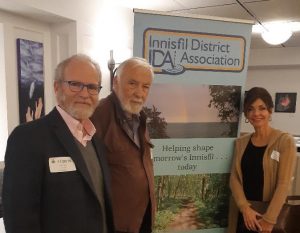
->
[[107, 50, 115, 91]]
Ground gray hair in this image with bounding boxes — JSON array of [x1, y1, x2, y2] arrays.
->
[[115, 57, 154, 80], [54, 54, 101, 82]]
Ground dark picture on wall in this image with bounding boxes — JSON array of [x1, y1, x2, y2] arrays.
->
[[17, 38, 45, 124], [275, 92, 297, 113]]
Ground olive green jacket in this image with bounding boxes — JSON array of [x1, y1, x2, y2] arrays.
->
[[227, 128, 296, 233]]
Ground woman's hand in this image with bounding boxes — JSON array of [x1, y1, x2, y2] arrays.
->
[[242, 205, 262, 231], [258, 218, 274, 233]]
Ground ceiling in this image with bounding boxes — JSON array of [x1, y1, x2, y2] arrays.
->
[[125, 0, 300, 49], [0, 0, 299, 49]]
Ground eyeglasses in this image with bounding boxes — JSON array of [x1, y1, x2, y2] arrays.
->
[[62, 80, 102, 95]]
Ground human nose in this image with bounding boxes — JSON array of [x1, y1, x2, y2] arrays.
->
[[253, 109, 261, 115], [134, 85, 144, 98]]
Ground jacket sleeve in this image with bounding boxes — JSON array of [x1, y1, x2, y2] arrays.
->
[[229, 138, 251, 212], [2, 126, 43, 233], [263, 133, 297, 224]]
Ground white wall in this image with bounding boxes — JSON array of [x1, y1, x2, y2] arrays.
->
[[241, 47, 300, 135], [0, 23, 8, 163], [50, 21, 77, 106]]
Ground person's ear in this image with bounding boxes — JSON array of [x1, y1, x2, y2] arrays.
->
[[54, 81, 60, 94], [112, 76, 118, 90]]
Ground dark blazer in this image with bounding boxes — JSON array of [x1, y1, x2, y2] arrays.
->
[[2, 108, 114, 233]]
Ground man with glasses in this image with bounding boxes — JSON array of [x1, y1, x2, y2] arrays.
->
[[3, 54, 114, 233], [91, 57, 156, 233]]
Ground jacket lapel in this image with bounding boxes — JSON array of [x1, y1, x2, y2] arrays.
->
[[47, 108, 98, 197]]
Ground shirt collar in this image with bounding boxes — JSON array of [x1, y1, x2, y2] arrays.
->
[[56, 105, 96, 146]]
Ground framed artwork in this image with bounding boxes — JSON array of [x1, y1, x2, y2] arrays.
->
[[16, 38, 45, 123], [275, 92, 297, 113]]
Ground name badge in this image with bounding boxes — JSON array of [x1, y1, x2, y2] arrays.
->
[[49, 157, 76, 173], [271, 150, 280, 162]]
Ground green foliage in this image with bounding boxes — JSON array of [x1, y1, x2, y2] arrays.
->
[[154, 198, 182, 231], [154, 174, 231, 230], [154, 209, 175, 231], [195, 174, 230, 228], [143, 105, 169, 139], [159, 197, 182, 212], [208, 86, 241, 122], [196, 196, 229, 228], [194, 199, 205, 209], [208, 85, 241, 137]]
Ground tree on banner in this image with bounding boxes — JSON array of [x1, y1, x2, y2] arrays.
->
[[143, 105, 169, 139], [208, 86, 241, 137]]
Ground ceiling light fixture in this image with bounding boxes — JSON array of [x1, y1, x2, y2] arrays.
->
[[261, 22, 293, 45], [236, 0, 297, 46], [252, 21, 300, 45]]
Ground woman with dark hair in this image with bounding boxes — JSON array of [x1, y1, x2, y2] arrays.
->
[[227, 87, 296, 233]]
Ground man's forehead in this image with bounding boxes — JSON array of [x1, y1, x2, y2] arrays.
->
[[123, 65, 152, 77], [65, 59, 93, 71], [64, 60, 100, 81], [123, 73, 152, 84]]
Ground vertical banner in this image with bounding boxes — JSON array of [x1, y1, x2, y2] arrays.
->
[[133, 10, 252, 233]]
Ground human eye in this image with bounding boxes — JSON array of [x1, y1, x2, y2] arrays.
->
[[128, 80, 138, 87], [143, 85, 150, 91], [69, 81, 82, 88], [259, 106, 267, 111], [87, 84, 99, 91], [247, 107, 254, 112]]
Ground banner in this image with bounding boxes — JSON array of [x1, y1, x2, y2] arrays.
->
[[134, 9, 253, 233]]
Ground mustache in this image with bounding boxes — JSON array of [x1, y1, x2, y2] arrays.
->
[[131, 98, 144, 103]]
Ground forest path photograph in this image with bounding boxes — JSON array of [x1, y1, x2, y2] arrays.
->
[[154, 174, 230, 232], [166, 198, 204, 231]]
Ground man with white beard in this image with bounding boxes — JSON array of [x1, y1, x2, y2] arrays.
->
[[91, 57, 156, 233]]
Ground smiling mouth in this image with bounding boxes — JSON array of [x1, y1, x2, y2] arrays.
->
[[252, 119, 264, 122]]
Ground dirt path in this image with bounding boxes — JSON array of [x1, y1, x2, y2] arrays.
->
[[166, 199, 204, 231]]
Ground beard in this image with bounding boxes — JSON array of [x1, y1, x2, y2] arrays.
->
[[116, 90, 144, 114], [56, 90, 97, 120], [121, 101, 143, 114], [66, 104, 94, 120]]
